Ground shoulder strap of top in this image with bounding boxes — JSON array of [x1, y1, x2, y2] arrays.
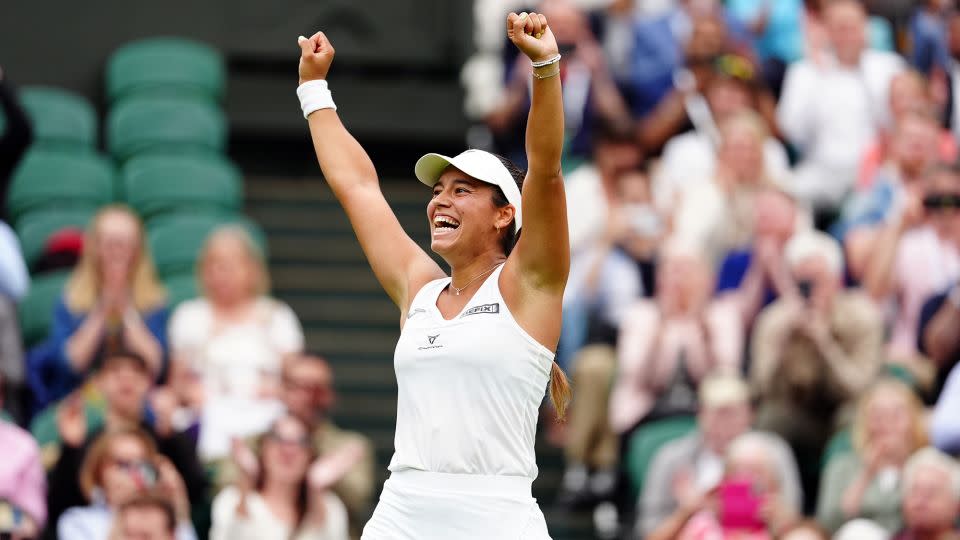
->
[[408, 276, 450, 311]]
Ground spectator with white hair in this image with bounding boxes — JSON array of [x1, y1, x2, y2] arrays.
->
[[776, 0, 904, 213], [637, 374, 802, 538], [893, 447, 960, 540], [751, 230, 884, 509], [647, 431, 802, 540]]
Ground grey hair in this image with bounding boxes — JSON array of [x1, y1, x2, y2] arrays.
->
[[726, 431, 804, 512], [902, 447, 960, 500]]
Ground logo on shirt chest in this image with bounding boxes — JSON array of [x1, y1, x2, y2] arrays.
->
[[460, 303, 500, 318], [418, 334, 443, 350]]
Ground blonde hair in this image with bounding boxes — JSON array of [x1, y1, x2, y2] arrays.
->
[[79, 427, 157, 501], [851, 379, 928, 456], [65, 205, 166, 313], [198, 225, 271, 298], [550, 362, 571, 422]]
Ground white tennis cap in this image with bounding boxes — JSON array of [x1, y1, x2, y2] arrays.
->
[[414, 149, 522, 234]]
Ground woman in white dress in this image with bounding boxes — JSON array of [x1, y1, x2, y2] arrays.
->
[[295, 10, 571, 540]]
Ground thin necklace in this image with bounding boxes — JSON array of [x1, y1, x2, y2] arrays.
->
[[451, 262, 503, 296]]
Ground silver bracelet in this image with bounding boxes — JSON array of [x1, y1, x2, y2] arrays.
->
[[531, 54, 561, 68]]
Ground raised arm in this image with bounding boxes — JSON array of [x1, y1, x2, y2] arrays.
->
[[502, 12, 569, 295], [297, 33, 444, 313]]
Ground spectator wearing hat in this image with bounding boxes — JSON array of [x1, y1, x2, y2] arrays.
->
[[751, 230, 883, 508], [637, 374, 802, 537], [777, 0, 905, 213]]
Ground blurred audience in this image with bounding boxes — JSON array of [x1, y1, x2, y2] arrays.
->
[[638, 374, 802, 537], [816, 379, 927, 534], [892, 447, 960, 540], [652, 57, 788, 210], [281, 354, 374, 535], [167, 225, 304, 462], [716, 188, 804, 329], [647, 431, 802, 540], [561, 167, 652, 372], [211, 414, 349, 540], [671, 111, 778, 264], [0, 371, 45, 539], [726, 0, 805, 94], [751, 230, 883, 507], [45, 351, 205, 535], [110, 493, 179, 540], [485, 0, 632, 167], [908, 0, 951, 75], [777, 0, 904, 213], [30, 206, 168, 409], [857, 165, 960, 381], [627, 0, 749, 118], [778, 520, 831, 540], [609, 239, 743, 437], [854, 70, 955, 193], [57, 427, 195, 540]]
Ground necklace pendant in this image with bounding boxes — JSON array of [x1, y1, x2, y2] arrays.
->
[[455, 289, 461, 296]]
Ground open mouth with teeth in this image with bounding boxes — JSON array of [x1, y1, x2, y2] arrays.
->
[[433, 215, 461, 235]]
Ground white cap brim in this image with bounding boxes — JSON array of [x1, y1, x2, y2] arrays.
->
[[414, 149, 522, 233]]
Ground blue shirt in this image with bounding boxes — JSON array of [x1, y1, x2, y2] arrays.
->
[[831, 170, 901, 241], [716, 249, 778, 307], [727, 0, 805, 63], [32, 296, 169, 406]]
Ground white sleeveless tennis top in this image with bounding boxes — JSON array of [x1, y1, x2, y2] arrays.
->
[[388, 264, 554, 480]]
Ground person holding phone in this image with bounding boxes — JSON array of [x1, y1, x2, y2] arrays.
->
[[647, 431, 801, 540], [57, 428, 195, 540], [297, 8, 570, 539]]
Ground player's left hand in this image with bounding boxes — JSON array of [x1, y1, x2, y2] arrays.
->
[[506, 12, 559, 64]]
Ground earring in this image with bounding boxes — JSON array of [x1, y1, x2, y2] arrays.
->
[[496, 225, 501, 233]]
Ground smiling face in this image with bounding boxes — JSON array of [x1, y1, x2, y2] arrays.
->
[[261, 415, 313, 487], [427, 167, 515, 263]]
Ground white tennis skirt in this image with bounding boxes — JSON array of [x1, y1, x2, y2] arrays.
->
[[361, 470, 552, 540]]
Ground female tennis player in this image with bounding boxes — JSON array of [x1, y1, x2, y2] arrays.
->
[[296, 11, 570, 539]]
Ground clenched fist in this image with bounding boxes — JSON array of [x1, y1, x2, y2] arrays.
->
[[298, 31, 335, 84], [507, 11, 559, 64]]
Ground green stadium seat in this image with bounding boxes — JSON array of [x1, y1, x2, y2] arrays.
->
[[147, 214, 267, 278], [163, 273, 200, 308], [15, 208, 94, 268], [20, 86, 97, 150], [122, 153, 242, 220], [6, 148, 116, 223], [106, 37, 225, 103], [625, 415, 698, 503], [107, 96, 226, 162], [18, 271, 70, 347]]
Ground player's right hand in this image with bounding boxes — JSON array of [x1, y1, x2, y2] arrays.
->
[[298, 32, 335, 84]]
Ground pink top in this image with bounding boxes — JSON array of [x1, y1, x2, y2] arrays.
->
[[0, 421, 46, 526], [889, 226, 960, 359], [679, 511, 771, 540], [609, 297, 744, 434], [856, 132, 957, 191]]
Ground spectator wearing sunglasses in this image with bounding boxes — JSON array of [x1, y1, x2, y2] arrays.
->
[[211, 413, 349, 540], [57, 428, 195, 540], [859, 165, 960, 386]]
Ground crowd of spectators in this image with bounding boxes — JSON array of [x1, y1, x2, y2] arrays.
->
[[0, 60, 373, 539], [467, 0, 960, 538]]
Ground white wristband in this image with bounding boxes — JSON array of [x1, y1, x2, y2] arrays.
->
[[297, 79, 336, 118]]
